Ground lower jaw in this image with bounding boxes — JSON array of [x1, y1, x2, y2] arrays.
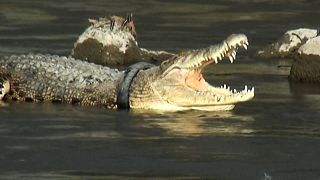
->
[[131, 101, 235, 111], [189, 105, 235, 111]]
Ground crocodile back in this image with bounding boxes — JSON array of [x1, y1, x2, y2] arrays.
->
[[0, 54, 123, 108]]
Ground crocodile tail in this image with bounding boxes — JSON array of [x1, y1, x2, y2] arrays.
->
[[0, 71, 11, 100]]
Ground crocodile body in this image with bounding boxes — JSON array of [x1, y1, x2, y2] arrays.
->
[[0, 54, 121, 108], [0, 34, 254, 111]]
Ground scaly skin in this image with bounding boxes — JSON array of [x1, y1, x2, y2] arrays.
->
[[0, 54, 121, 108], [0, 34, 254, 111], [130, 34, 254, 111]]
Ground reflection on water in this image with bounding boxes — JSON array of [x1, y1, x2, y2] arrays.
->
[[131, 110, 255, 137], [0, 0, 320, 179]]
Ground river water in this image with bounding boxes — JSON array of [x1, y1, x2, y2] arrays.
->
[[0, 0, 320, 179]]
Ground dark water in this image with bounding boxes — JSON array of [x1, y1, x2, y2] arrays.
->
[[1, 0, 320, 179]]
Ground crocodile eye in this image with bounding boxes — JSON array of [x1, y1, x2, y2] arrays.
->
[[160, 60, 170, 69]]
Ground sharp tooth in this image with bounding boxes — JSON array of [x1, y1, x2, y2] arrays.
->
[[223, 49, 227, 55], [229, 56, 234, 63], [252, 87, 255, 92], [232, 52, 236, 60], [232, 55, 236, 61], [227, 86, 230, 91], [244, 85, 248, 92], [214, 58, 218, 64], [243, 44, 248, 50], [224, 84, 226, 89]]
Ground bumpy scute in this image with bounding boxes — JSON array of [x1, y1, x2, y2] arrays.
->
[[0, 54, 122, 108]]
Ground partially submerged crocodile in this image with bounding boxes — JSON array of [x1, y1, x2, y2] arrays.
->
[[0, 34, 253, 111]]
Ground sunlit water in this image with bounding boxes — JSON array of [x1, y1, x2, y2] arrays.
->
[[0, 0, 320, 179]]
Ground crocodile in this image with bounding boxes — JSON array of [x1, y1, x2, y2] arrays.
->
[[0, 34, 254, 111]]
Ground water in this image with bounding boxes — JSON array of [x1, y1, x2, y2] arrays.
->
[[0, 0, 320, 179]]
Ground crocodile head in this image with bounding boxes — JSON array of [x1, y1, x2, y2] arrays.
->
[[130, 34, 254, 111]]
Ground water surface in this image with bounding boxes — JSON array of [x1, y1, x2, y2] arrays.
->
[[0, 0, 320, 179]]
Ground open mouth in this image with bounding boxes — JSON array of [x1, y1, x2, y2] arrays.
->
[[157, 34, 255, 111], [180, 34, 254, 110]]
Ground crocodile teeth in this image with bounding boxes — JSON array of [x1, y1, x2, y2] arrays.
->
[[214, 57, 218, 64], [232, 51, 236, 59], [223, 49, 227, 56], [220, 53, 225, 60], [229, 55, 234, 63], [247, 87, 254, 93], [243, 44, 248, 50]]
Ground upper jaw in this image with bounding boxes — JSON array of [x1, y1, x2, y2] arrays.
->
[[161, 34, 249, 76], [187, 33, 249, 69]]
